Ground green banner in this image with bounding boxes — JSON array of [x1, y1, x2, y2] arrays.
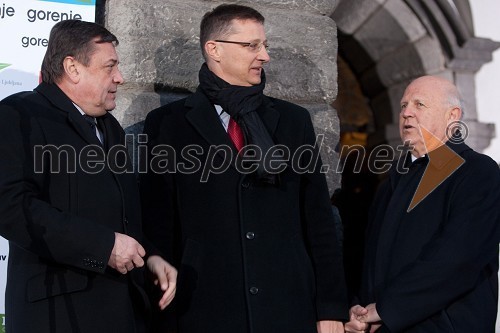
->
[[0, 314, 5, 333]]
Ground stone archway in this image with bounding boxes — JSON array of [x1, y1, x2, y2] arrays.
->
[[332, 0, 499, 151]]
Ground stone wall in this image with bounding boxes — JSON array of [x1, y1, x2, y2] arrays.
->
[[106, 0, 342, 193]]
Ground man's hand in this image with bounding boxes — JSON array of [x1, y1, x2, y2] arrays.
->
[[345, 303, 382, 333], [358, 303, 381, 324], [317, 320, 344, 333], [360, 303, 382, 333], [108, 232, 145, 274], [147, 255, 177, 310], [345, 305, 369, 333]]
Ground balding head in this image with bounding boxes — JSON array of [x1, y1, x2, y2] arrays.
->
[[399, 76, 463, 157]]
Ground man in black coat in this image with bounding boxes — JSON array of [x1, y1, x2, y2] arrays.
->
[[345, 76, 500, 332], [140, 4, 348, 333], [0, 20, 177, 332]]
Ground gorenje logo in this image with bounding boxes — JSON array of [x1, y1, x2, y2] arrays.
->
[[0, 64, 10, 71], [38, 0, 96, 5]]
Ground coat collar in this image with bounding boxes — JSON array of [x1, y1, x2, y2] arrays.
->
[[184, 88, 280, 171], [184, 87, 280, 150], [389, 138, 470, 204], [35, 82, 109, 148]]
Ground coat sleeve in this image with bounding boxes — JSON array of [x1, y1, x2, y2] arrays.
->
[[139, 107, 179, 264], [139, 106, 180, 332], [299, 112, 349, 321], [376, 154, 500, 332], [0, 100, 115, 273]]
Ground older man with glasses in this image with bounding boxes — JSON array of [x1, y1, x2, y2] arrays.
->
[[140, 3, 348, 333]]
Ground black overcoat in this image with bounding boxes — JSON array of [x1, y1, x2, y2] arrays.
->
[[360, 141, 500, 332], [140, 89, 348, 333], [0, 82, 149, 332]]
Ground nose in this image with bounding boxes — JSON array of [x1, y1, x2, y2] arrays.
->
[[258, 46, 270, 63], [401, 105, 414, 119], [114, 68, 124, 84]]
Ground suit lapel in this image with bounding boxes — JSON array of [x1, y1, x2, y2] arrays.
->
[[185, 91, 280, 146], [185, 91, 236, 170], [35, 82, 103, 147], [185, 90, 234, 150], [184, 91, 281, 170]]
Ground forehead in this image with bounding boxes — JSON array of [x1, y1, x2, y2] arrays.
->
[[88, 41, 118, 62], [227, 19, 266, 38], [401, 78, 442, 102]]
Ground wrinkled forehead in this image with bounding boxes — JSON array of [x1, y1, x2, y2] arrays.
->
[[402, 77, 446, 101]]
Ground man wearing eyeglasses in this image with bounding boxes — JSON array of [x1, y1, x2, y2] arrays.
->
[[140, 4, 348, 333]]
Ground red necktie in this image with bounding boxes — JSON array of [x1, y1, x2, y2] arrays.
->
[[228, 118, 244, 151]]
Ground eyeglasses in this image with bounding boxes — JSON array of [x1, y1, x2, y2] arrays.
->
[[215, 40, 269, 52]]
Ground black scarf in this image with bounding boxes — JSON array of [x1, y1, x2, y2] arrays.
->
[[198, 63, 279, 185]]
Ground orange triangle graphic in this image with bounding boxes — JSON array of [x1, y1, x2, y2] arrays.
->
[[408, 126, 465, 212]]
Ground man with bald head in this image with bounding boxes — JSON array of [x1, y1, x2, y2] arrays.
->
[[345, 76, 500, 332]]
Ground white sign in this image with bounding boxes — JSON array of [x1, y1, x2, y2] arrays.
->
[[0, 0, 96, 100]]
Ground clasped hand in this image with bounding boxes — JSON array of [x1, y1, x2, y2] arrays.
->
[[344, 303, 382, 333]]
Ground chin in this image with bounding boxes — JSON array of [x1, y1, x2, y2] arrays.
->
[[401, 135, 414, 146], [104, 103, 116, 112]]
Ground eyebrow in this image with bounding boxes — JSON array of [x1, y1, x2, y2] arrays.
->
[[104, 59, 119, 65], [243, 38, 267, 43]]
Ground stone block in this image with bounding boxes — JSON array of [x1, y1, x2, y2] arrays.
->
[[107, 0, 207, 92], [365, 37, 444, 90], [352, 0, 426, 62], [301, 103, 341, 193], [264, 9, 338, 103], [454, 72, 477, 120], [199, 0, 339, 16], [462, 121, 496, 152], [114, 83, 161, 129], [332, 0, 385, 35]]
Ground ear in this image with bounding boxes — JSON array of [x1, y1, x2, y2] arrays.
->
[[205, 41, 221, 62], [448, 106, 462, 122], [62, 56, 80, 83]]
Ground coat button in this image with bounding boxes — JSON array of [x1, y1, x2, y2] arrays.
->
[[246, 232, 255, 240], [124, 218, 129, 224], [249, 287, 259, 295], [241, 182, 250, 189]]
